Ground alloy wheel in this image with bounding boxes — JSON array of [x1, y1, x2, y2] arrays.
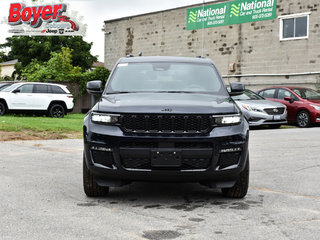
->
[[297, 111, 310, 128], [51, 105, 64, 118]]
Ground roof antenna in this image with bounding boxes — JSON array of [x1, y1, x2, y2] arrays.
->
[[138, 52, 142, 56]]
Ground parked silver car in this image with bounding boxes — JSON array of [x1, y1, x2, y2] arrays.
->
[[231, 89, 287, 128]]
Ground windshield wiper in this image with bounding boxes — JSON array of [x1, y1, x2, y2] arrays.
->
[[106, 91, 137, 94], [152, 91, 209, 94]]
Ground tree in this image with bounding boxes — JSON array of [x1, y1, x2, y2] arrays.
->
[[0, 36, 97, 71], [22, 47, 110, 95], [22, 47, 82, 82]]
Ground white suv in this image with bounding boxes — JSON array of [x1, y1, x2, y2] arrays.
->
[[0, 82, 74, 118]]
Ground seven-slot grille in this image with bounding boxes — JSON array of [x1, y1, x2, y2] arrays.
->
[[119, 114, 213, 134], [264, 107, 285, 115]]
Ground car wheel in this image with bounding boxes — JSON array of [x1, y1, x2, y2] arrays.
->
[[296, 111, 310, 128], [49, 104, 65, 118], [221, 155, 249, 198], [83, 154, 109, 197], [0, 102, 6, 116]]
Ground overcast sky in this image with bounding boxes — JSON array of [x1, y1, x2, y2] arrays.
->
[[0, 0, 209, 61]]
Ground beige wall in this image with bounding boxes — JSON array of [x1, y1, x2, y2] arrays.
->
[[104, 0, 320, 90], [0, 64, 15, 78]]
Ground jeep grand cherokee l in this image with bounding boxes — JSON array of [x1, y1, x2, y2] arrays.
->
[[83, 56, 249, 198], [0, 82, 73, 118]]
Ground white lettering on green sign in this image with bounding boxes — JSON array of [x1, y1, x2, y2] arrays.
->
[[187, 0, 277, 30]]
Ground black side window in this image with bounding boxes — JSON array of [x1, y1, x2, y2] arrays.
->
[[277, 89, 296, 100], [33, 85, 48, 93], [260, 89, 276, 98], [18, 84, 34, 93], [49, 85, 65, 94]]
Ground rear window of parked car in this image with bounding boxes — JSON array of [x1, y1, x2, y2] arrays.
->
[[30, 84, 66, 94], [34, 84, 48, 93]]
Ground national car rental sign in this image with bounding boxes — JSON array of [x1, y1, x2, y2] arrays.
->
[[187, 0, 277, 30]]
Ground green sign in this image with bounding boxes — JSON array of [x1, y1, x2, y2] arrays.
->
[[187, 0, 277, 30]]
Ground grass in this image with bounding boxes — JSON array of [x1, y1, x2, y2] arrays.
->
[[0, 113, 85, 133]]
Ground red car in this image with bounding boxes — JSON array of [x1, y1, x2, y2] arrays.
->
[[257, 86, 320, 127]]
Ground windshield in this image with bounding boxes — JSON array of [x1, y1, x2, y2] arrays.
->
[[105, 62, 227, 95], [1, 83, 20, 92], [0, 84, 10, 91], [291, 88, 320, 100], [232, 89, 264, 101]]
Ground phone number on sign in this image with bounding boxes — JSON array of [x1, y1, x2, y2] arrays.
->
[[252, 12, 272, 20], [207, 20, 225, 25]]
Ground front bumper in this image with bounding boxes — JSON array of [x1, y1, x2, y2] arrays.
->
[[310, 110, 320, 123], [243, 110, 287, 126], [83, 120, 249, 187]]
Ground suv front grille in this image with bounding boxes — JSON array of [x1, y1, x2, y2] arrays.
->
[[119, 114, 213, 134], [264, 107, 285, 115], [119, 141, 213, 171], [121, 157, 211, 170]]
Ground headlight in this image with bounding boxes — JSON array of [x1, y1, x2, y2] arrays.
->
[[310, 104, 320, 111], [91, 113, 119, 124], [242, 104, 262, 112], [213, 114, 241, 126]]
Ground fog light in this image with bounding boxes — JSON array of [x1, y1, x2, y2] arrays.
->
[[90, 146, 112, 152], [219, 147, 242, 153]]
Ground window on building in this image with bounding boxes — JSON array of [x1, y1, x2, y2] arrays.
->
[[279, 13, 310, 41]]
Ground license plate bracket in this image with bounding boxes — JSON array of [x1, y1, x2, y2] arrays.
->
[[274, 115, 281, 121], [151, 150, 181, 167]]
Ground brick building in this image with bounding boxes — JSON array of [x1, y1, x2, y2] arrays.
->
[[103, 0, 320, 90]]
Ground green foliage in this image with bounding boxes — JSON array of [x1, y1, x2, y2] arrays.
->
[[0, 36, 97, 71], [22, 48, 110, 95], [22, 47, 82, 82], [0, 52, 5, 63], [68, 66, 110, 95]]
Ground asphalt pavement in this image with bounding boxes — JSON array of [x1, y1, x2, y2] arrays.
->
[[0, 128, 320, 240]]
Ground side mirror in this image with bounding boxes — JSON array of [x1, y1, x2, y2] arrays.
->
[[229, 82, 245, 96], [12, 89, 20, 93], [87, 80, 102, 95], [284, 96, 294, 103]]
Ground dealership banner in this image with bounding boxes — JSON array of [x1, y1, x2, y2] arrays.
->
[[187, 0, 277, 30], [5, 1, 86, 36]]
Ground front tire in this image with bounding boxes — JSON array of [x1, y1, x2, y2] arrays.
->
[[83, 154, 109, 197], [0, 102, 6, 116], [49, 104, 65, 118], [221, 156, 249, 198], [296, 110, 310, 128]]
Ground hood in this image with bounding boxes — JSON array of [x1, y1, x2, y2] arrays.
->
[[307, 99, 320, 105], [235, 99, 285, 109], [95, 93, 238, 114]]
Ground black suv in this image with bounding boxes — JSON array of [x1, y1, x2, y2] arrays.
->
[[83, 56, 249, 198]]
